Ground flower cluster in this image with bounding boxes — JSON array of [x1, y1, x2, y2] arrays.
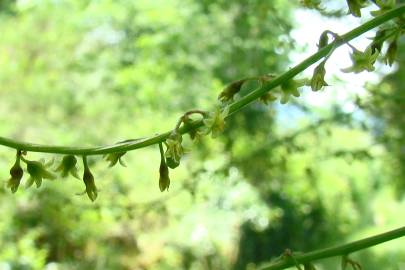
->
[[5, 150, 102, 202]]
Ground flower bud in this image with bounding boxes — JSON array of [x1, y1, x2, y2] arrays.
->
[[159, 159, 170, 192], [218, 79, 247, 103], [7, 155, 23, 193], [317, 31, 329, 50], [55, 155, 79, 179], [82, 157, 97, 202], [83, 168, 97, 201], [310, 61, 328, 91]]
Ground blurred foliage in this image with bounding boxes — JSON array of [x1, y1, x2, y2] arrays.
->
[[0, 1, 404, 270], [365, 33, 405, 196]]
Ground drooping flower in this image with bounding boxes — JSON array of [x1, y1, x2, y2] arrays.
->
[[165, 132, 184, 168], [310, 61, 328, 91], [7, 154, 24, 193], [341, 46, 379, 73], [55, 155, 80, 179], [25, 159, 56, 188], [104, 152, 126, 167], [159, 159, 170, 192], [82, 157, 97, 202], [158, 142, 170, 191]]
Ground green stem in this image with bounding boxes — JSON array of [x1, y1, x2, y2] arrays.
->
[[259, 226, 405, 270], [0, 5, 404, 156]]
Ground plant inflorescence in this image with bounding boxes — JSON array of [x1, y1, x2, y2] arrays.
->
[[2, 2, 405, 268]]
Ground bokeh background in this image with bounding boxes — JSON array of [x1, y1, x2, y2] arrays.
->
[[0, 0, 404, 269]]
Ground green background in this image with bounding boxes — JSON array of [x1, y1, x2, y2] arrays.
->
[[0, 1, 404, 269]]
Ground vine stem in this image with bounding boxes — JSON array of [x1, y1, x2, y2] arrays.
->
[[259, 226, 405, 270], [0, 5, 404, 155]]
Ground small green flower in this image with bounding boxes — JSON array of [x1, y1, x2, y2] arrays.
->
[[370, 0, 396, 17], [218, 79, 247, 103], [25, 159, 56, 188], [202, 106, 229, 138], [341, 46, 379, 73], [104, 152, 126, 167], [346, 0, 367, 17], [82, 157, 97, 202], [165, 132, 184, 166], [310, 61, 328, 91], [280, 79, 307, 104], [55, 155, 80, 179], [7, 154, 24, 193]]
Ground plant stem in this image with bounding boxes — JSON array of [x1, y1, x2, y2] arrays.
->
[[259, 226, 405, 270], [0, 4, 404, 155]]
